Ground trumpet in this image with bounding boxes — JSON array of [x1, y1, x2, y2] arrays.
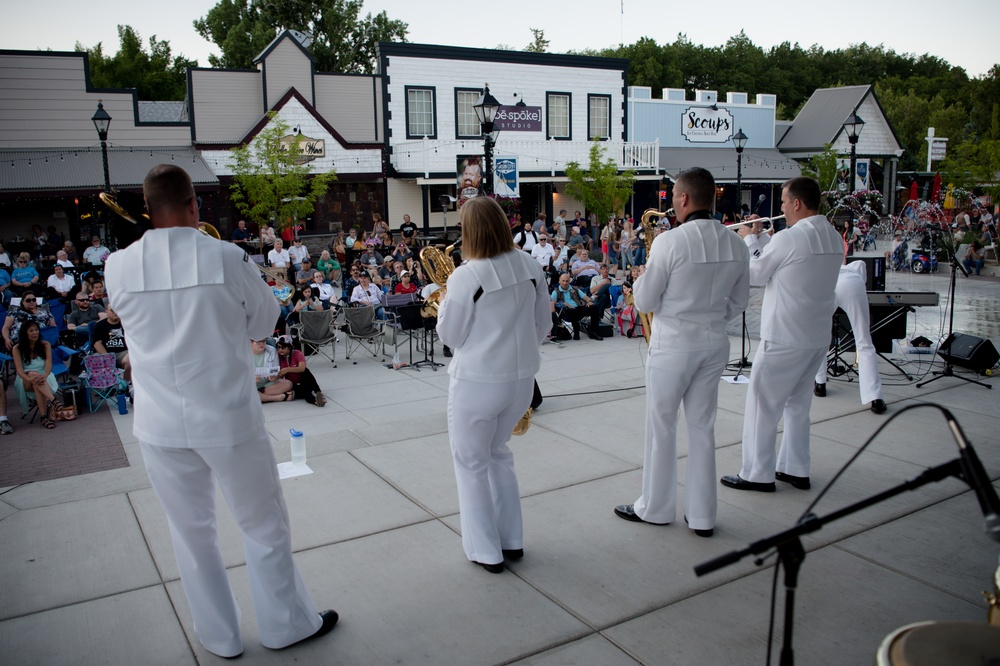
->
[[726, 214, 785, 231]]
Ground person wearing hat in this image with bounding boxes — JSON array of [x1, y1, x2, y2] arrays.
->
[[295, 256, 316, 288], [359, 241, 383, 269], [393, 270, 418, 295], [392, 242, 413, 265]]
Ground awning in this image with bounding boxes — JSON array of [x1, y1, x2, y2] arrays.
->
[[0, 146, 219, 195], [659, 147, 801, 184]]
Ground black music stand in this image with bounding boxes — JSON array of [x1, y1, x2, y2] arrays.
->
[[414, 316, 443, 371], [917, 255, 991, 390], [852, 304, 915, 381], [825, 311, 858, 380]]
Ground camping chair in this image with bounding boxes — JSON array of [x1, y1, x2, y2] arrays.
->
[[343, 304, 386, 363], [294, 309, 339, 367], [81, 353, 125, 413], [41, 326, 81, 379]]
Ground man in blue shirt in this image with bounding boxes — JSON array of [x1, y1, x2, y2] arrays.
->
[[551, 272, 602, 340], [10, 256, 39, 296]]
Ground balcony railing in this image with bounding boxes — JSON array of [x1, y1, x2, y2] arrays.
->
[[391, 138, 659, 177]]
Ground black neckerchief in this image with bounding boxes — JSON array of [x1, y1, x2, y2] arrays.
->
[[682, 210, 714, 223]]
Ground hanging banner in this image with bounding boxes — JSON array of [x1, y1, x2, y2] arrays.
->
[[837, 158, 870, 191], [457, 155, 483, 199], [495, 156, 519, 198]]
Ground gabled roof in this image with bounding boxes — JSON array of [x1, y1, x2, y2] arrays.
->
[[254, 30, 316, 65], [778, 85, 869, 151], [137, 101, 187, 123]]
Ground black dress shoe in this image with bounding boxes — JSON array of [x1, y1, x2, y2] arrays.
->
[[587, 329, 603, 341], [573, 332, 580, 340], [683, 515, 714, 538], [775, 471, 811, 490], [275, 610, 339, 650], [443, 346, 452, 358], [814, 382, 827, 397], [502, 548, 524, 560], [870, 399, 887, 414], [720, 475, 776, 492], [614, 503, 670, 525], [474, 561, 504, 574]]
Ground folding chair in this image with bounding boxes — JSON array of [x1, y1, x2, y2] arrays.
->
[[41, 326, 81, 379], [81, 353, 125, 413], [295, 309, 339, 367], [343, 304, 386, 363]]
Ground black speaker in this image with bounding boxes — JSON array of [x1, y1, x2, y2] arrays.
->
[[937, 333, 1000, 372], [847, 256, 886, 292]]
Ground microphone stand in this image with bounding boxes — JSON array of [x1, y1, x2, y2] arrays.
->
[[916, 253, 991, 389], [695, 456, 980, 666], [727, 311, 753, 377]]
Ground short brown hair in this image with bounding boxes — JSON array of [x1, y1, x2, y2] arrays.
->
[[143, 164, 194, 219], [782, 177, 821, 212], [460, 197, 516, 259], [675, 167, 715, 210]]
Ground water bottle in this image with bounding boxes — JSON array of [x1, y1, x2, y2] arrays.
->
[[290, 428, 306, 466], [116, 391, 128, 415]]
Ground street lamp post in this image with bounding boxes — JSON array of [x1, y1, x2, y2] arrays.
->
[[842, 112, 865, 193], [732, 128, 748, 216], [473, 84, 502, 195], [92, 101, 113, 247]]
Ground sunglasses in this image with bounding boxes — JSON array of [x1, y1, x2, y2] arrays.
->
[[76, 299, 89, 303], [22, 298, 36, 303]]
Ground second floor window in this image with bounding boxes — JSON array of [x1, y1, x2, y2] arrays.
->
[[406, 87, 436, 138], [456, 89, 481, 138], [547, 93, 570, 140], [589, 95, 610, 140]]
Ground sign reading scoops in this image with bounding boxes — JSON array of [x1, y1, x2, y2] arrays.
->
[[278, 133, 326, 164], [681, 106, 734, 144], [494, 106, 542, 132]]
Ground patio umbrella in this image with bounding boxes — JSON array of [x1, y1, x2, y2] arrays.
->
[[909, 181, 918, 202]]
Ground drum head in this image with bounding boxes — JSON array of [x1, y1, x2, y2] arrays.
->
[[888, 622, 1000, 665]]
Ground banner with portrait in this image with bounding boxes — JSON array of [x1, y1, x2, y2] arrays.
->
[[494, 156, 519, 198], [457, 155, 483, 199]]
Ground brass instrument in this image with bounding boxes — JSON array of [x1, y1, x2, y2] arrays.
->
[[419, 239, 459, 318], [726, 214, 784, 232], [625, 208, 672, 344]]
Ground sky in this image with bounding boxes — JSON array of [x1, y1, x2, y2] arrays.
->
[[2, 0, 998, 78]]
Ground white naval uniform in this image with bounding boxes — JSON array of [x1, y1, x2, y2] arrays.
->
[[437, 250, 550, 565], [739, 215, 844, 482], [814, 261, 884, 405], [105, 227, 321, 658], [631, 217, 749, 529]]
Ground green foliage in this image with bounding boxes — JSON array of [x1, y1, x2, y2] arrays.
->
[[525, 28, 549, 53], [194, 0, 408, 73], [77, 25, 196, 101], [564, 143, 636, 227], [229, 113, 337, 232], [801, 144, 840, 194]]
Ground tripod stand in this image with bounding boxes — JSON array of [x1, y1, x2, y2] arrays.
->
[[825, 311, 858, 380], [726, 311, 753, 379], [916, 256, 991, 390]]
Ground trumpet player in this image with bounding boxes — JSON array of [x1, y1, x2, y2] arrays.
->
[[614, 167, 749, 537], [437, 197, 551, 574], [722, 177, 843, 493]]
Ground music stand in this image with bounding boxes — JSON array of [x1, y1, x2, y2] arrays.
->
[[726, 311, 753, 378], [825, 310, 858, 380], [414, 316, 444, 371], [391, 303, 426, 370]]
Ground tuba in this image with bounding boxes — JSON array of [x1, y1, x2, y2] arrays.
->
[[419, 239, 459, 318], [624, 208, 671, 344]]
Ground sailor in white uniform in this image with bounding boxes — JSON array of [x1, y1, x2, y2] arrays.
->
[[105, 165, 336, 659], [814, 260, 887, 413], [613, 168, 749, 536], [437, 196, 551, 574], [722, 177, 844, 493]]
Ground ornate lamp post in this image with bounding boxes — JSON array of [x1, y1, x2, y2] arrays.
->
[[732, 128, 748, 216], [92, 101, 113, 247], [842, 112, 865, 193], [473, 84, 502, 195]]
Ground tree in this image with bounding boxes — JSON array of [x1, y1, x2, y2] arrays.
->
[[194, 0, 408, 73], [229, 112, 338, 232], [525, 28, 549, 53], [564, 143, 636, 229], [78, 25, 196, 101], [801, 143, 840, 195]]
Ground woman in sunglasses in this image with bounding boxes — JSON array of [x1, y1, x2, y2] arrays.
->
[[2, 289, 55, 350]]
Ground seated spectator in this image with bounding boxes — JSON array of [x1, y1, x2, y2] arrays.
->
[[0, 265, 10, 305], [46, 264, 75, 301], [567, 226, 586, 250], [513, 221, 538, 252], [288, 237, 310, 272], [270, 276, 294, 328], [10, 254, 40, 296], [551, 273, 603, 341], [83, 235, 110, 266], [267, 238, 291, 279], [341, 264, 361, 304], [399, 214, 418, 247], [346, 227, 362, 251], [13, 321, 61, 429], [295, 257, 316, 289], [588, 263, 614, 323], [0, 242, 11, 268], [350, 272, 386, 319], [387, 261, 406, 292], [276, 337, 326, 406], [311, 271, 336, 308], [259, 224, 276, 256], [392, 242, 413, 265], [67, 293, 107, 345], [393, 271, 418, 295], [90, 279, 110, 309], [2, 289, 55, 349], [571, 248, 601, 288], [316, 250, 341, 285], [93, 304, 131, 382], [55, 250, 75, 268], [358, 242, 384, 269], [378, 255, 396, 284], [531, 234, 555, 268], [251, 338, 294, 403], [288, 285, 324, 325], [62, 241, 80, 265], [377, 231, 393, 248], [964, 241, 985, 276]]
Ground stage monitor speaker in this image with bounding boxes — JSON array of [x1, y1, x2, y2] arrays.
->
[[848, 256, 886, 292], [937, 333, 999, 372]]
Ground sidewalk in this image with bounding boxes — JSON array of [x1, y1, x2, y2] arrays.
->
[[1, 268, 997, 665]]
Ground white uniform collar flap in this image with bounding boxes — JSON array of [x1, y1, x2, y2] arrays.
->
[[681, 219, 737, 264], [117, 227, 225, 292], [466, 251, 536, 293], [798, 217, 844, 255]]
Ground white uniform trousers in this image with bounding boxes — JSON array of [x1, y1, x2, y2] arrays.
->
[[448, 376, 532, 565], [140, 439, 321, 658], [633, 346, 728, 529], [814, 276, 884, 405], [740, 342, 827, 482]]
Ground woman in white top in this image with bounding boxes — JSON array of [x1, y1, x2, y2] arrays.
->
[[436, 196, 551, 574], [350, 273, 385, 319]]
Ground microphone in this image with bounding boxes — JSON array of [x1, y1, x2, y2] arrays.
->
[[752, 194, 767, 216], [945, 408, 1000, 541]]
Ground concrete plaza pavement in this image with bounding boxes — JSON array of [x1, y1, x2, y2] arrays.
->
[[1, 266, 998, 665]]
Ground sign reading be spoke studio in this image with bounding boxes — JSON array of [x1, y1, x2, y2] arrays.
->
[[681, 106, 734, 143], [494, 106, 542, 132]]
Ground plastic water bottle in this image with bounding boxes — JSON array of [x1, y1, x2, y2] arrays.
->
[[290, 428, 307, 466], [116, 391, 128, 415]]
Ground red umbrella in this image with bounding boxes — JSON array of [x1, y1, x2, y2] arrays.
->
[[909, 181, 918, 202], [931, 173, 942, 203]]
